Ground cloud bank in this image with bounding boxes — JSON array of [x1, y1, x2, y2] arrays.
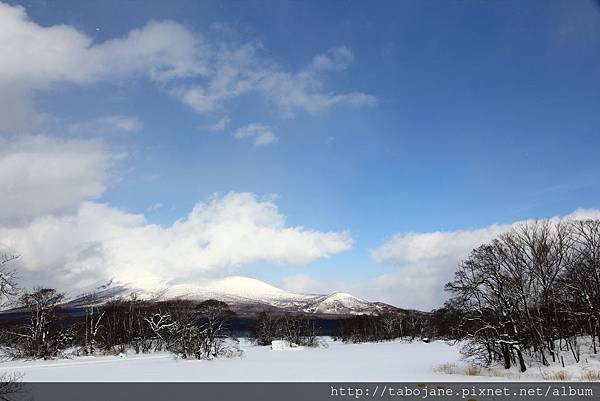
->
[[0, 136, 352, 290], [369, 209, 600, 310], [0, 135, 116, 221], [0, 192, 352, 290]]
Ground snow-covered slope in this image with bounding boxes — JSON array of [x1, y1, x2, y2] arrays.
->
[[308, 292, 379, 315], [65, 276, 395, 315], [165, 276, 311, 302]]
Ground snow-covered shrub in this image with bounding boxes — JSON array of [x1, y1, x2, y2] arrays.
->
[[581, 369, 600, 381], [464, 365, 481, 376], [542, 370, 571, 381], [434, 363, 458, 375]]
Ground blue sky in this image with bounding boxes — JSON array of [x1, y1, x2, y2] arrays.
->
[[1, 0, 600, 309]]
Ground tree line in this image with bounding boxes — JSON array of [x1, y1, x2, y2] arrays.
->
[[249, 310, 429, 346], [249, 312, 321, 347], [436, 219, 600, 372], [0, 273, 241, 360], [332, 312, 429, 343]]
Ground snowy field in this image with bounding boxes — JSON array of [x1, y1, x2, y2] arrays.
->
[[1, 338, 599, 382], [0, 339, 473, 382]]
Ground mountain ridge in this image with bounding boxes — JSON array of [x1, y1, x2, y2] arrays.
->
[[64, 276, 403, 316]]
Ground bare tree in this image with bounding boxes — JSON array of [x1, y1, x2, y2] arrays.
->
[[144, 309, 175, 351], [0, 254, 19, 308], [250, 312, 280, 346], [196, 300, 237, 358], [85, 305, 105, 356], [5, 288, 67, 359], [72, 291, 107, 356], [165, 300, 240, 360]]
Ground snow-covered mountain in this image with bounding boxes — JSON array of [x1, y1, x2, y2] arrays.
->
[[65, 276, 397, 316]]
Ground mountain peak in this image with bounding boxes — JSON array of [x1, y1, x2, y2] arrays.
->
[[325, 292, 364, 301], [209, 276, 290, 296], [66, 276, 393, 315]]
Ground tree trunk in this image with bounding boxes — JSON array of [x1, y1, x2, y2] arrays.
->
[[516, 347, 527, 372], [501, 343, 511, 369]]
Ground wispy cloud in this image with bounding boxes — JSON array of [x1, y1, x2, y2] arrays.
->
[[0, 3, 374, 134], [67, 115, 143, 134], [311, 45, 354, 71], [175, 44, 375, 118], [147, 202, 163, 212], [200, 117, 231, 132], [233, 123, 277, 146]]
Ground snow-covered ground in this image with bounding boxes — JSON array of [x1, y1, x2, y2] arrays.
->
[[0, 339, 470, 382], [434, 337, 600, 382], [1, 338, 599, 382]]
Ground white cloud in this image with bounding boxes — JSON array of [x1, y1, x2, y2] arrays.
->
[[0, 5, 200, 84], [311, 46, 354, 71], [147, 203, 163, 212], [245, 46, 371, 116], [0, 3, 374, 132], [233, 123, 277, 146], [0, 2, 201, 131], [173, 42, 260, 114], [369, 209, 600, 311], [0, 135, 117, 221], [257, 71, 376, 117], [67, 115, 143, 134], [172, 42, 375, 117], [372, 225, 510, 266], [0, 192, 353, 290], [200, 117, 231, 132]]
